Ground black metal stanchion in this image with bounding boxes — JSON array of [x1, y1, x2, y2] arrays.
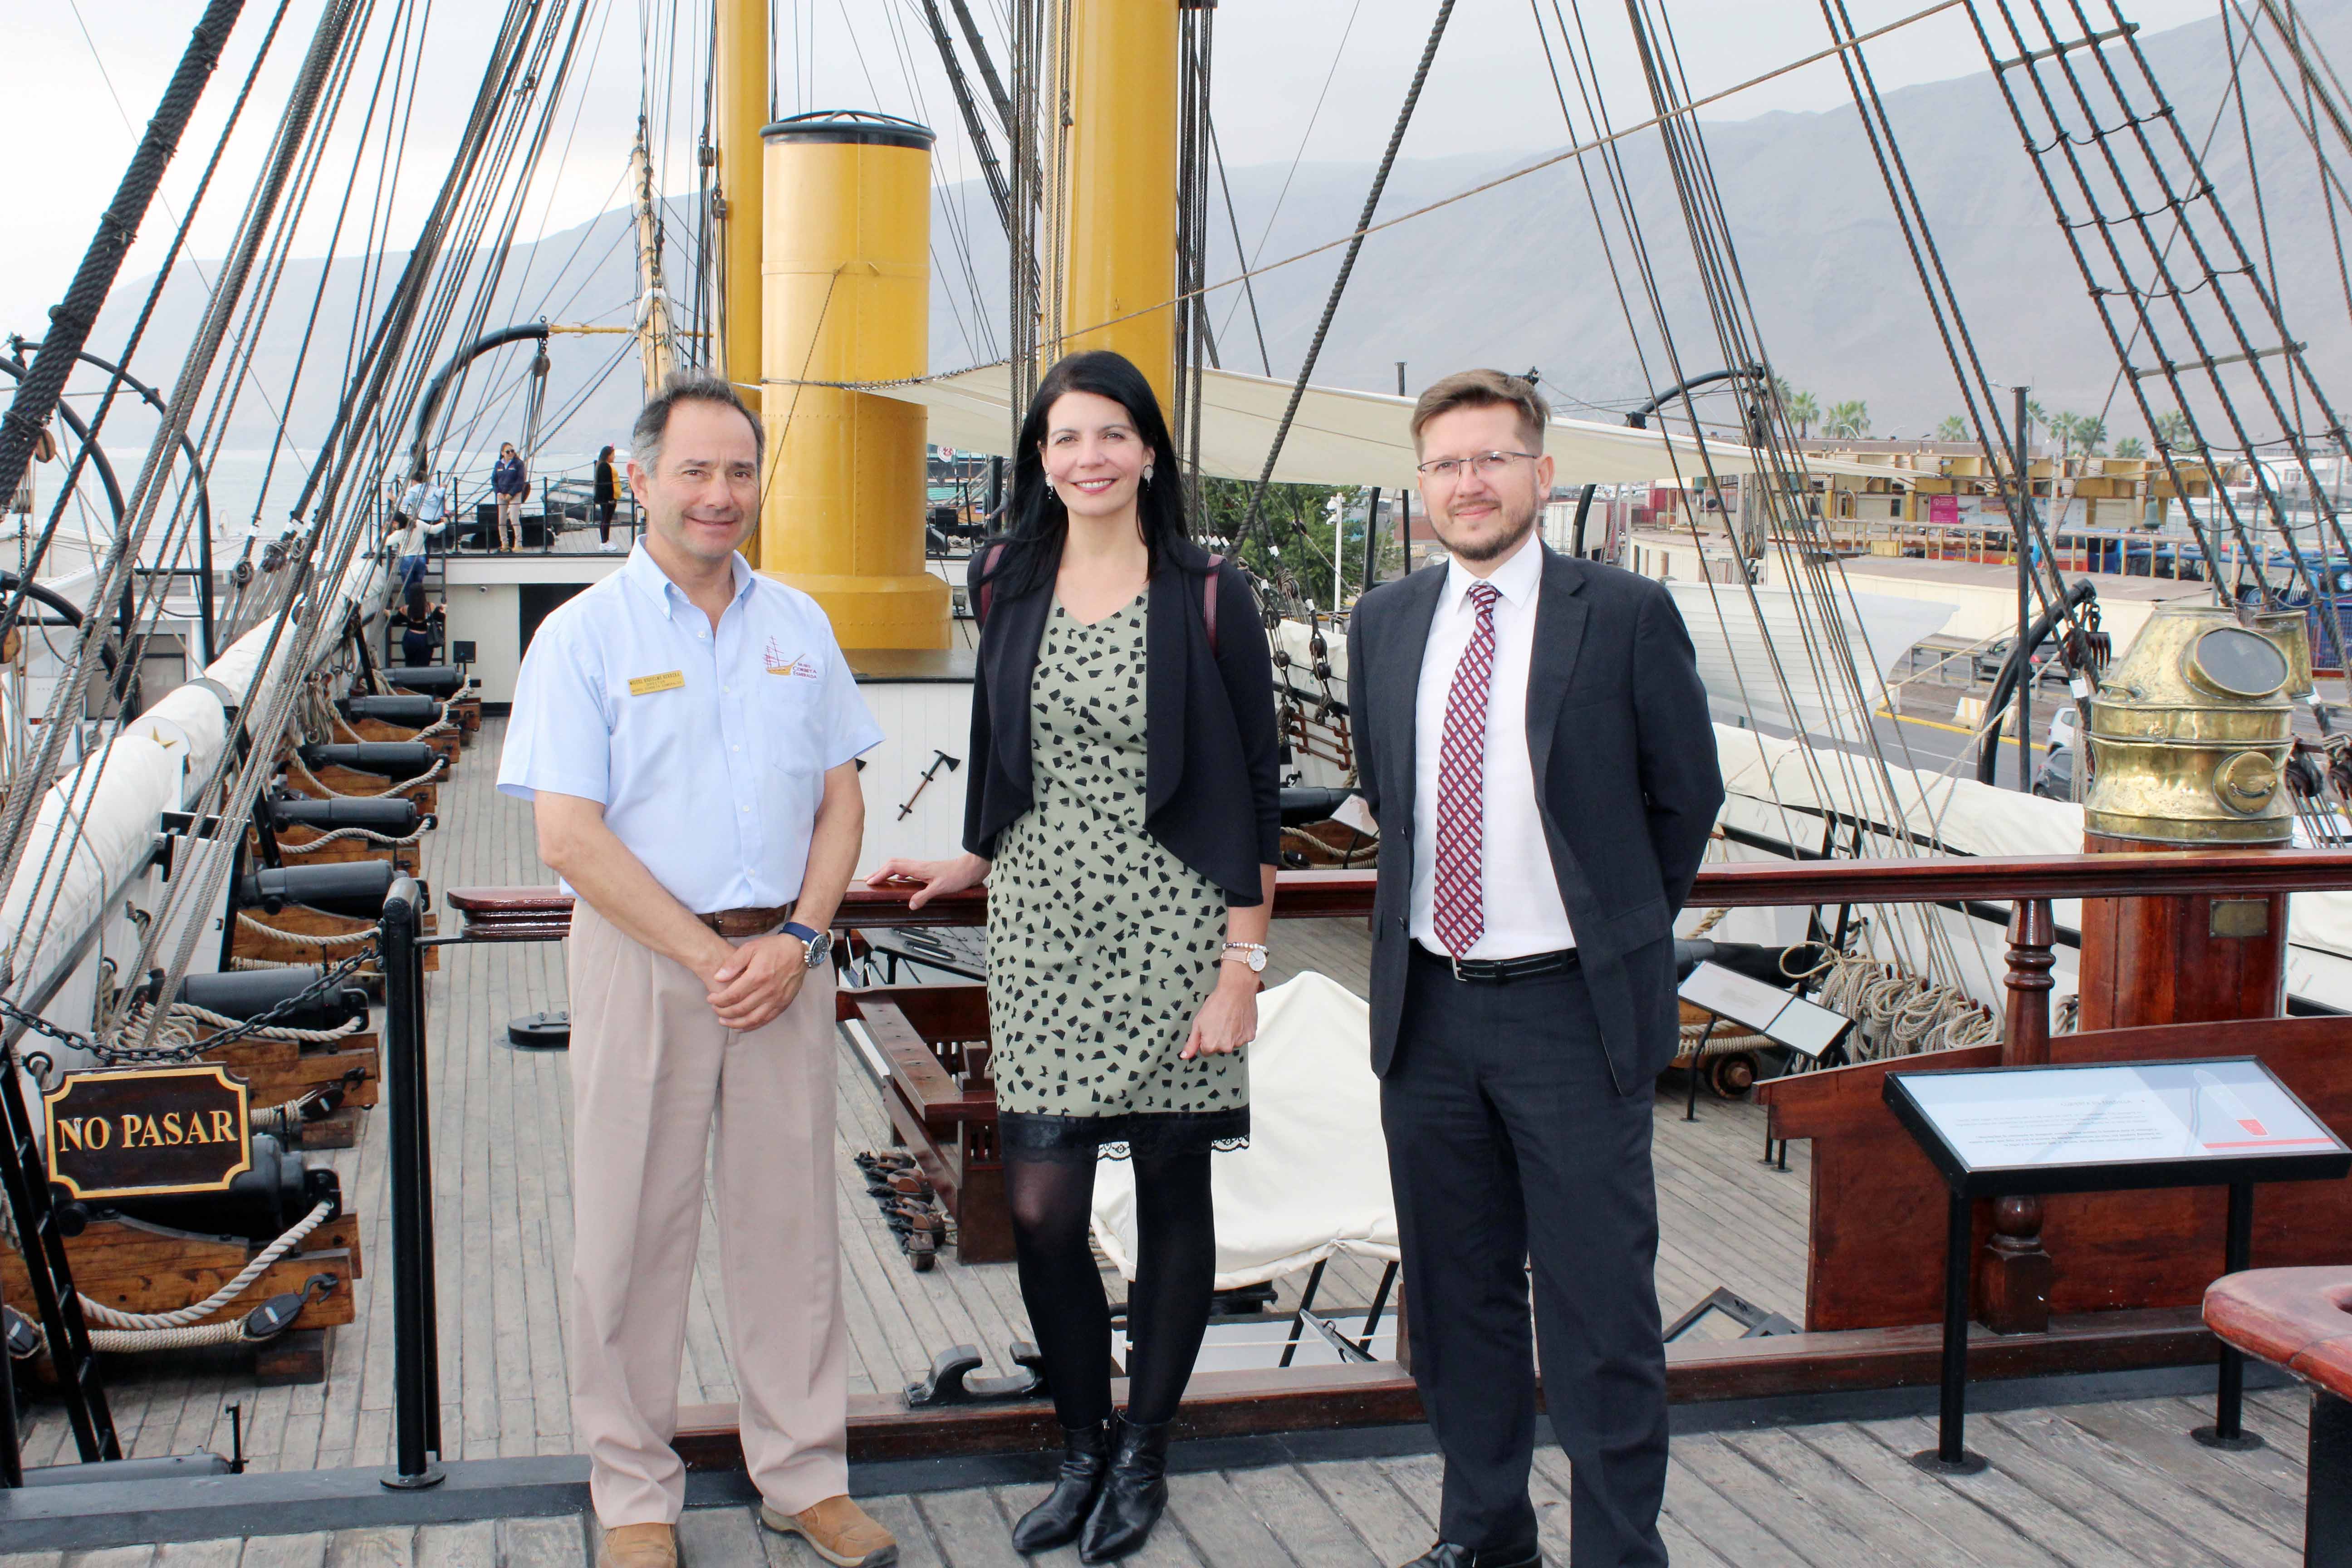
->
[[2195, 1181, 2264, 1450], [380, 877, 444, 1490], [1915, 1186, 1987, 1474]]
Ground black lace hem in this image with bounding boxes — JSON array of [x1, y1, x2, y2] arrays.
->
[[997, 1107, 1251, 1165]]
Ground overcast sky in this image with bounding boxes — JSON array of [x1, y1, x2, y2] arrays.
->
[[8, 0, 2225, 342]]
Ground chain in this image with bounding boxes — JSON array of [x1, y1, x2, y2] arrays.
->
[[0, 950, 376, 1068]]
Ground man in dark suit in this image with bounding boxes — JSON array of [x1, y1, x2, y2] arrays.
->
[[1346, 369, 1723, 1568]]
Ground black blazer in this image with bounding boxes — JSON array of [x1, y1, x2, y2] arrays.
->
[[962, 539, 1283, 906], [1346, 546, 1724, 1091]]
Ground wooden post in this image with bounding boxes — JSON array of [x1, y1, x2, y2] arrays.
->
[[2002, 897, 2056, 1067], [1984, 898, 2056, 1333]]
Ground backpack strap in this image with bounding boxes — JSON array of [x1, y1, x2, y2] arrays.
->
[[1203, 553, 1223, 657], [977, 543, 1006, 626]]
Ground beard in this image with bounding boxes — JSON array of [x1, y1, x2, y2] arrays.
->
[[1441, 498, 1540, 564]]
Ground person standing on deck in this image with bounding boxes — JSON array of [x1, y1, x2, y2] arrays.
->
[[496, 374, 897, 1568], [1347, 370, 1722, 1568], [871, 350, 1282, 1564], [491, 441, 528, 552], [595, 444, 622, 552], [391, 470, 447, 589]]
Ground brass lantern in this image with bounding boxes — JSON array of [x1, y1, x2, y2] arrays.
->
[[2082, 603, 2297, 845]]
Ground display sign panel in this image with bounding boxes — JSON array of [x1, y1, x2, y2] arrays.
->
[[1677, 960, 1853, 1060], [1887, 1057, 2349, 1191]]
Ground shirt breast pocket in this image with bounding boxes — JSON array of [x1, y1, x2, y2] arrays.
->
[[757, 662, 828, 777]]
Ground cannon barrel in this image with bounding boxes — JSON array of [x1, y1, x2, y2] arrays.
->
[[175, 967, 369, 1032], [296, 742, 438, 781], [262, 793, 422, 834], [338, 694, 441, 727], [236, 861, 399, 919]]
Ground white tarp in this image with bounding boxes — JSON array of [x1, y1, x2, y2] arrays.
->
[[0, 738, 179, 992], [1092, 971, 1397, 1291], [1671, 583, 1957, 735], [866, 364, 1888, 490]]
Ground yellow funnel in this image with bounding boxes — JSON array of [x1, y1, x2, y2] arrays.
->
[[760, 111, 950, 650]]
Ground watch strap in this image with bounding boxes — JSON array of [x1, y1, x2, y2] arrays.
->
[[782, 921, 824, 946]]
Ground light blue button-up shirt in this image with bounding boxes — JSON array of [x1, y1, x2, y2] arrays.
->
[[496, 545, 883, 912]]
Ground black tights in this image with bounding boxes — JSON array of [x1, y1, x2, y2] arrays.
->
[[1006, 1149, 1215, 1429]]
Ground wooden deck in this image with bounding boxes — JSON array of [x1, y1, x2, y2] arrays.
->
[[23, 717, 1801, 1470], [0, 720, 2330, 1562], [0, 1382, 2318, 1564]]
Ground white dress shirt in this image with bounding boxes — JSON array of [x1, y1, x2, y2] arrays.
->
[[497, 544, 883, 911], [1409, 535, 1577, 958]]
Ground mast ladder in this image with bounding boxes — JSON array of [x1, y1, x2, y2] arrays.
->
[[0, 1014, 119, 1474]]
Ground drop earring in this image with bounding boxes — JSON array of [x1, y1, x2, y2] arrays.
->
[[1141, 467, 1155, 488]]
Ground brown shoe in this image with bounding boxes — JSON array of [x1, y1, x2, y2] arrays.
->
[[595, 1523, 678, 1568], [760, 1495, 897, 1566]]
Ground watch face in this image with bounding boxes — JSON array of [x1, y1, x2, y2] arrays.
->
[[804, 931, 833, 967], [1248, 950, 1267, 972]]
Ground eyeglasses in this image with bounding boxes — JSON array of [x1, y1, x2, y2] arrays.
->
[[1416, 450, 1540, 482]]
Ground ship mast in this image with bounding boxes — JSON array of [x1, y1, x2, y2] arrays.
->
[[631, 121, 677, 399], [713, 0, 765, 555]]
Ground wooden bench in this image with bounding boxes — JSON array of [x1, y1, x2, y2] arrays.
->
[[2204, 1267, 2352, 1563], [840, 985, 1009, 1264]]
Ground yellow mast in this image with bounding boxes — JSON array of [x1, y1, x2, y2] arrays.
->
[[1054, 0, 1180, 413], [759, 113, 950, 649], [629, 122, 676, 398], [714, 0, 765, 553]]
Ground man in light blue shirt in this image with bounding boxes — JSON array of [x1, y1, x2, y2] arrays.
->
[[497, 375, 894, 1568], [391, 472, 447, 589]]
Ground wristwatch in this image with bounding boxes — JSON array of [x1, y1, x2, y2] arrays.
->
[[1222, 941, 1268, 974], [782, 921, 832, 969]]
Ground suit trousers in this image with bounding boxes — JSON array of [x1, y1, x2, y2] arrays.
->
[[1382, 948, 1668, 1568], [566, 900, 848, 1525]]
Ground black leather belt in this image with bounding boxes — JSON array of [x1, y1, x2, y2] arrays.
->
[[1412, 942, 1579, 983]]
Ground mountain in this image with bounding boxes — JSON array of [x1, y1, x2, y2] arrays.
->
[[80, 1, 2352, 470]]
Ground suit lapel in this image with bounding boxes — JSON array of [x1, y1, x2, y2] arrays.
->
[[1525, 546, 1591, 805], [1384, 566, 1447, 834]]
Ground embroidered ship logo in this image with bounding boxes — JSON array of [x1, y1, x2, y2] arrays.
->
[[764, 638, 818, 679]]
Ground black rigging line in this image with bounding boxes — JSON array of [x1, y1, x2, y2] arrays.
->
[[946, 0, 1011, 132], [0, 0, 246, 574], [1237, 0, 1455, 559], [1206, 115, 1271, 379]]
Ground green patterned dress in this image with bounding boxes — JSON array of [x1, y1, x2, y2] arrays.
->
[[987, 594, 1249, 1161]]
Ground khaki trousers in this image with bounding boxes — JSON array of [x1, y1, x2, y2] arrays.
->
[[566, 901, 847, 1525], [495, 493, 521, 549]]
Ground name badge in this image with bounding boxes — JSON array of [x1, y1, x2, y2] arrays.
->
[[627, 670, 686, 696]]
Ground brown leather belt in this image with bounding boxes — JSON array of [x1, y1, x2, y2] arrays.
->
[[696, 902, 796, 940]]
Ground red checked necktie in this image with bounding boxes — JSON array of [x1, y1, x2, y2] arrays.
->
[[1432, 581, 1500, 957]]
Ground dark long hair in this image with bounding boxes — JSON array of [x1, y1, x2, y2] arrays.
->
[[976, 350, 1193, 603]]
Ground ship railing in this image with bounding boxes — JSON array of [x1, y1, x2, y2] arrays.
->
[[381, 850, 2352, 1462]]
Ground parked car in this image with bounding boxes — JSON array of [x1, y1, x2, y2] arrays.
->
[[1972, 636, 2069, 688]]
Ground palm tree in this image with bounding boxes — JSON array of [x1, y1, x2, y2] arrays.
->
[[1785, 390, 1819, 439], [2073, 416, 2108, 457], [1936, 415, 1968, 442], [1824, 400, 1870, 439], [2114, 436, 2147, 458], [2151, 409, 2200, 452]]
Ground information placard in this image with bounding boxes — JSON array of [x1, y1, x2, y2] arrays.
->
[[1886, 1056, 2350, 1195]]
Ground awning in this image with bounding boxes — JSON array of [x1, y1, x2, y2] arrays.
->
[[854, 362, 1884, 489]]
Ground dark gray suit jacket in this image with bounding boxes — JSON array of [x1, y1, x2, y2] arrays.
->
[[1346, 546, 1724, 1093]]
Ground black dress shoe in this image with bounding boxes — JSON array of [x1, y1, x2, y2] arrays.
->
[[1011, 1421, 1113, 1554], [1077, 1413, 1171, 1562], [1398, 1542, 1543, 1568]]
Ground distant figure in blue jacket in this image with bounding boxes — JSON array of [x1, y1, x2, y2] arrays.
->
[[491, 443, 528, 553]]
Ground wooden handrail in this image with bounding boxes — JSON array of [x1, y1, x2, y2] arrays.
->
[[446, 849, 2352, 939]]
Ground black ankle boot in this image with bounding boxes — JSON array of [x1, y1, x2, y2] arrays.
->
[[1078, 1412, 1172, 1563], [1011, 1420, 1113, 1554]]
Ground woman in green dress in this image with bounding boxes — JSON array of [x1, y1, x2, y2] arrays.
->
[[872, 351, 1281, 1562]]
